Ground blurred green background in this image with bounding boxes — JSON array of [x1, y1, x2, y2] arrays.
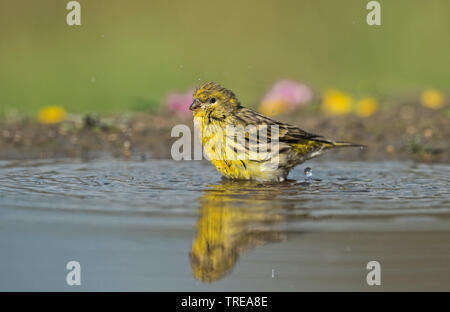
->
[[0, 0, 449, 117]]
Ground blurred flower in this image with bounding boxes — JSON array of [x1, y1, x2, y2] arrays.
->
[[164, 88, 194, 118], [258, 80, 313, 116], [38, 106, 67, 124], [261, 79, 312, 108], [421, 89, 444, 109], [355, 97, 378, 117], [258, 99, 286, 116], [321, 89, 353, 115]]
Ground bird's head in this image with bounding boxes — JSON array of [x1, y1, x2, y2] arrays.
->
[[190, 82, 240, 115]]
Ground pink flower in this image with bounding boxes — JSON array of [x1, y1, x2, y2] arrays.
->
[[164, 89, 194, 118], [262, 80, 313, 111]]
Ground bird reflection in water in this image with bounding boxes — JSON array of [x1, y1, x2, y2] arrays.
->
[[190, 180, 293, 283]]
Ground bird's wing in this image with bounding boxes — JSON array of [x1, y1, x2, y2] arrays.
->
[[234, 107, 327, 143]]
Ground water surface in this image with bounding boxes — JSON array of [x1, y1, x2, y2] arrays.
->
[[0, 159, 449, 291]]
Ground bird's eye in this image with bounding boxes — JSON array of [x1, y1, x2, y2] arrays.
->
[[209, 98, 216, 104]]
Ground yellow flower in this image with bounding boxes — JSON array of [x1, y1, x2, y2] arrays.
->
[[355, 97, 378, 117], [322, 89, 353, 115], [421, 89, 444, 109], [38, 106, 67, 124], [258, 99, 287, 116]]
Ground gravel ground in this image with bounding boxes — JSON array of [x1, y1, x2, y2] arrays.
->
[[0, 103, 448, 163]]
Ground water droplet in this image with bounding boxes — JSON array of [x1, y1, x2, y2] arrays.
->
[[304, 167, 312, 177]]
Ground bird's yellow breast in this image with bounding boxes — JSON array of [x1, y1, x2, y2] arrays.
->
[[193, 112, 273, 181]]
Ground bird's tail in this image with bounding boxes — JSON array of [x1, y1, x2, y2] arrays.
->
[[291, 138, 366, 162], [332, 141, 367, 149]]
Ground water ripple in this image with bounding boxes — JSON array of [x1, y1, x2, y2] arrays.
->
[[0, 159, 449, 223]]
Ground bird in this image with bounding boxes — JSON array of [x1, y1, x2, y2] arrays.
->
[[189, 82, 364, 182]]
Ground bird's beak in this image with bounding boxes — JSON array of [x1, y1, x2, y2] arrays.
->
[[189, 99, 201, 111]]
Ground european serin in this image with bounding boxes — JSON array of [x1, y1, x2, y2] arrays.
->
[[190, 82, 363, 182]]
